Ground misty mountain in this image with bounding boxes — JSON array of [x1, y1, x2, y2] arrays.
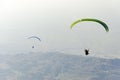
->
[[0, 52, 120, 80]]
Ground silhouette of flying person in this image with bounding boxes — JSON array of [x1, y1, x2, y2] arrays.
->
[[32, 46, 34, 49], [84, 49, 89, 55]]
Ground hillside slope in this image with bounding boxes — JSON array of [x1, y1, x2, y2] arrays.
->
[[0, 52, 120, 80]]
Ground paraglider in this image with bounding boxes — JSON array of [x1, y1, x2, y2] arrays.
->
[[28, 36, 41, 49], [70, 18, 109, 32], [70, 18, 109, 55]]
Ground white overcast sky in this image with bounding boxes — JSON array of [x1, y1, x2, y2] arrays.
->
[[0, 0, 120, 58]]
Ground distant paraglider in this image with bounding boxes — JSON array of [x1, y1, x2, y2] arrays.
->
[[28, 36, 41, 49]]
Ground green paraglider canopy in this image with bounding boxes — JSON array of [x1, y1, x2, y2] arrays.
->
[[70, 18, 109, 32]]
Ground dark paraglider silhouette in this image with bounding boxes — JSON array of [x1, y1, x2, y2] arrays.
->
[[84, 49, 89, 55], [32, 46, 34, 49]]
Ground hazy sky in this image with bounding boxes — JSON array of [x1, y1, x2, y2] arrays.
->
[[0, 0, 120, 58]]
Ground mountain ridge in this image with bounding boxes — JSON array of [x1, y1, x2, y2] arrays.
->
[[0, 52, 120, 80]]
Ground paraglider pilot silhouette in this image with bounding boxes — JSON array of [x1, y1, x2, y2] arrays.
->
[[32, 46, 34, 48], [84, 49, 89, 55]]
